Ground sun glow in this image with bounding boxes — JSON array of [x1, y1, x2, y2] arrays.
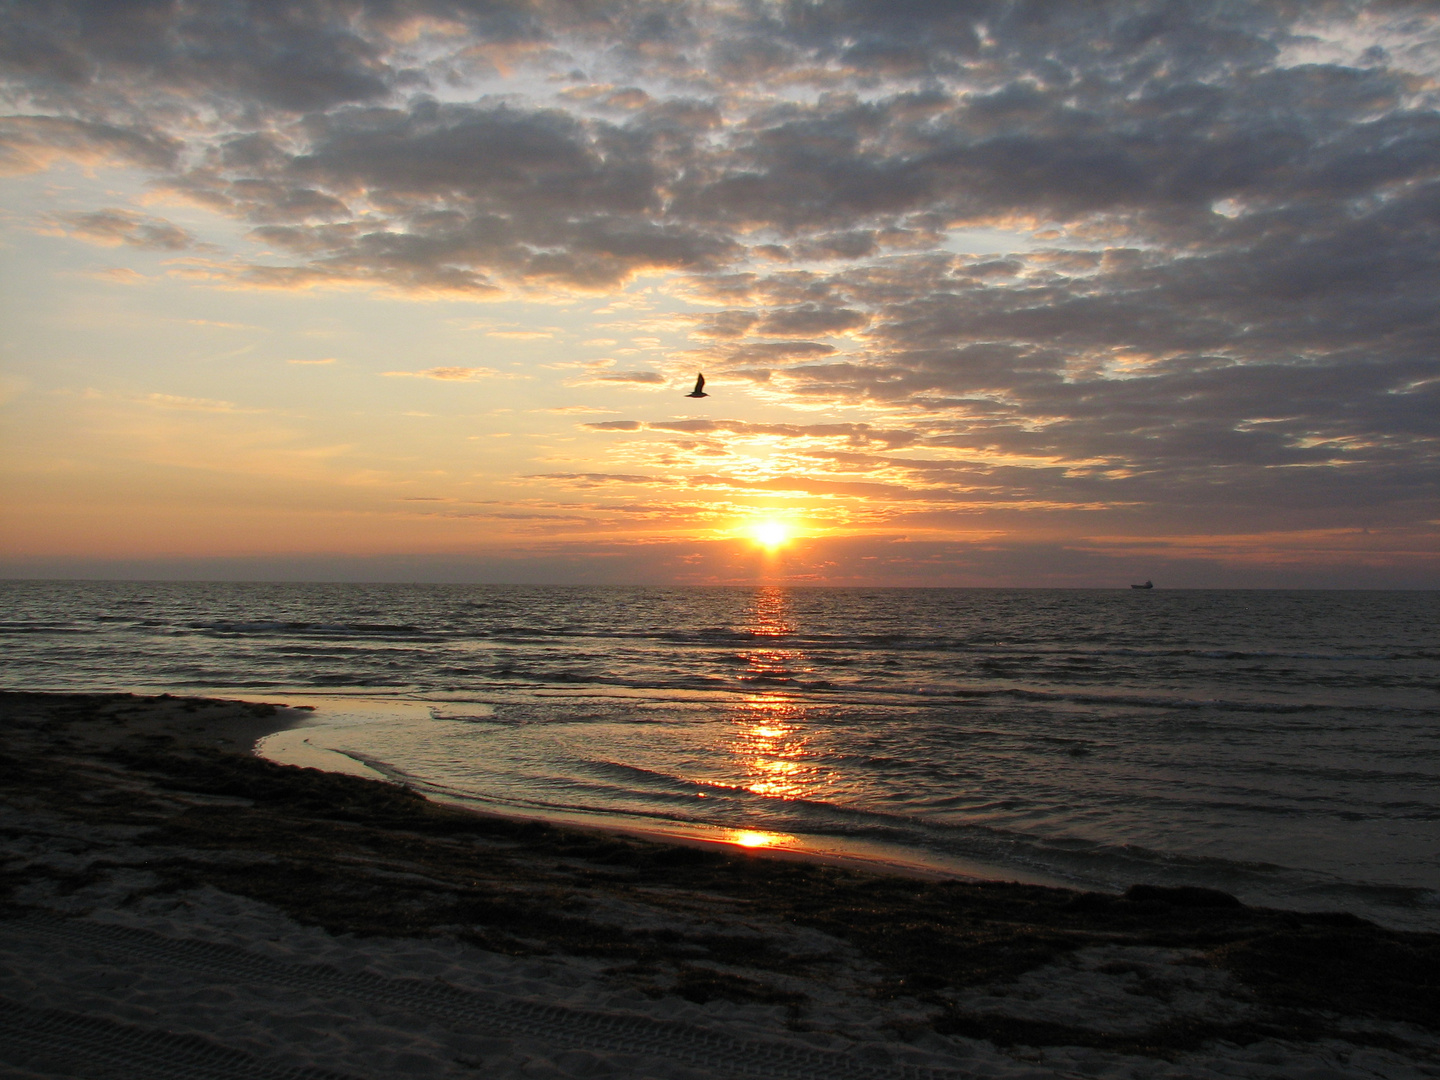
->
[[750, 519, 791, 550]]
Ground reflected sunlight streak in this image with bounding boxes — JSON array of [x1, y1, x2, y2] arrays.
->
[[731, 830, 794, 849], [734, 706, 816, 801]]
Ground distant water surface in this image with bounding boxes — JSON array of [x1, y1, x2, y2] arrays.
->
[[3, 580, 1437, 930]]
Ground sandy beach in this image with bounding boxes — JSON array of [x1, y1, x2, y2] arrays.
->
[[2, 691, 1438, 1080]]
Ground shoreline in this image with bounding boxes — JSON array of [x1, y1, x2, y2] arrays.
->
[[247, 689, 1074, 889], [4, 689, 1440, 1080], [12, 684, 996, 884]]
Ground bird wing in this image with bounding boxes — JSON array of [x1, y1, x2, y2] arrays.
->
[[694, 372, 705, 393]]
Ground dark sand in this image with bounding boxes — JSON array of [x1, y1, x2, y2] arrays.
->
[[3, 691, 1438, 1079]]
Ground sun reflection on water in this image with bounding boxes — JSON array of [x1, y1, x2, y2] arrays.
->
[[740, 586, 795, 638], [736, 709, 811, 797], [731, 830, 792, 848], [728, 589, 826, 801]]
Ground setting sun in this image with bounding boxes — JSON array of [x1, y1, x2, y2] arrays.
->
[[751, 520, 791, 550]]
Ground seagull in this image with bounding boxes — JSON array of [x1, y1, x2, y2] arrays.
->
[[685, 372, 708, 398]]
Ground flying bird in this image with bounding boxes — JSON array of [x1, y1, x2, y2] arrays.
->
[[685, 372, 708, 398]]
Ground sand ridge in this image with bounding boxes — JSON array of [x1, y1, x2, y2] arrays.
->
[[2, 691, 1438, 1079]]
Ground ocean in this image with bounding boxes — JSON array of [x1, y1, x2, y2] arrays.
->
[[3, 580, 1437, 930]]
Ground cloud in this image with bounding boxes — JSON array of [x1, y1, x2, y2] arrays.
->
[[588, 370, 666, 384], [523, 473, 659, 487], [683, 341, 839, 369], [49, 208, 195, 250], [688, 310, 758, 339], [607, 418, 921, 449], [0, 115, 180, 175], [80, 267, 146, 285], [184, 98, 743, 292], [0, 1, 397, 113], [753, 305, 869, 338], [145, 393, 250, 412], [381, 366, 500, 381]]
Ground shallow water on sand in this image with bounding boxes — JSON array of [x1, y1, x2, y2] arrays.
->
[[3, 580, 1438, 929]]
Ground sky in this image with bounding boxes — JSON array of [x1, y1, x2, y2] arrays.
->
[[1, 0, 1437, 588]]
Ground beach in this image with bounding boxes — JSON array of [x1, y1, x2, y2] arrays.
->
[[2, 691, 1438, 1080]]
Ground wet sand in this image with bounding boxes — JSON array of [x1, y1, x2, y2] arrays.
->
[[251, 694, 1065, 889], [2, 690, 1438, 1080]]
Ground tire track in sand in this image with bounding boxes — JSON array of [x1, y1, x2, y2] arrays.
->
[[0, 995, 358, 1080], [6, 913, 991, 1080]]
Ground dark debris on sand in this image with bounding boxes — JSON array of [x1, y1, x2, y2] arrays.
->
[[2, 691, 1438, 1059]]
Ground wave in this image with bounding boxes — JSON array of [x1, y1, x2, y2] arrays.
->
[[6, 608, 1428, 671], [437, 762, 1391, 912], [183, 620, 428, 636], [0, 623, 91, 635]]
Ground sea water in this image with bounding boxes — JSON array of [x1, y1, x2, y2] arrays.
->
[[3, 580, 1437, 929]]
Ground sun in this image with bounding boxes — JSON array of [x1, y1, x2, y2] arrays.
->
[[751, 519, 791, 550]]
